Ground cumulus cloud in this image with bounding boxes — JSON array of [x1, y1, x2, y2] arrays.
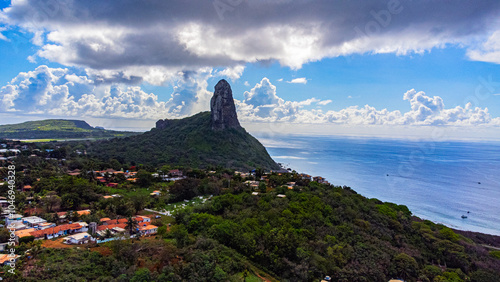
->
[[0, 66, 211, 119], [239, 78, 337, 121], [235, 78, 499, 127], [287, 77, 308, 84], [0, 67, 498, 127], [0, 0, 499, 82]]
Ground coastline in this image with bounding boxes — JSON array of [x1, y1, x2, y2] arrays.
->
[[260, 134, 500, 237]]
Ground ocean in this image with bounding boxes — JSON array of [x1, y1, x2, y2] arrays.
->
[[257, 134, 500, 236]]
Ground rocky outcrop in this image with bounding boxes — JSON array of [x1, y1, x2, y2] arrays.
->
[[210, 79, 241, 130], [156, 119, 171, 129]]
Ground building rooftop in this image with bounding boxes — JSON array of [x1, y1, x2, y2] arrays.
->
[[65, 232, 92, 241], [22, 216, 47, 224], [15, 228, 36, 238]]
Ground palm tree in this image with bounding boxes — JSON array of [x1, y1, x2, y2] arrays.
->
[[125, 217, 138, 236], [104, 228, 114, 239]]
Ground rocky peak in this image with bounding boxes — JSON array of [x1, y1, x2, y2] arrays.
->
[[210, 79, 241, 130], [155, 119, 171, 129]]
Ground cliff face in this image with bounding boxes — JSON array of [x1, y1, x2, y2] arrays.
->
[[210, 79, 241, 130]]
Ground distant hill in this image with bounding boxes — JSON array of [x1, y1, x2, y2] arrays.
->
[[0, 119, 139, 139], [89, 80, 280, 171]]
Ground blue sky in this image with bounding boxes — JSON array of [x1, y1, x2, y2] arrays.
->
[[0, 0, 500, 138]]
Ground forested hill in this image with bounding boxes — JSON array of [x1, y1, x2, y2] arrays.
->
[[176, 180, 500, 281], [88, 80, 280, 171], [88, 111, 280, 171], [0, 119, 138, 139]]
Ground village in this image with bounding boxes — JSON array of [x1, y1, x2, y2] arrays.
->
[[0, 140, 332, 269]]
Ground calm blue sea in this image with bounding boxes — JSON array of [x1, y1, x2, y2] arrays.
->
[[257, 134, 500, 236]]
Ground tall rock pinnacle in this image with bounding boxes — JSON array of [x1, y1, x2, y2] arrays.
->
[[211, 79, 241, 130]]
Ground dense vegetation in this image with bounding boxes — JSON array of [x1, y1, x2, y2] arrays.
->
[[0, 119, 138, 139], [170, 181, 500, 281], [88, 112, 280, 171], [8, 238, 268, 281], [2, 133, 500, 282]]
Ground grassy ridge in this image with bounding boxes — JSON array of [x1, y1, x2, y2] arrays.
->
[[0, 119, 138, 139]]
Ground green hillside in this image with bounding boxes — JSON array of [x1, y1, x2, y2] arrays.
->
[[0, 119, 138, 139], [89, 112, 280, 171]]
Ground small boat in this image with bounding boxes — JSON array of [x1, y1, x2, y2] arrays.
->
[[478, 182, 481, 184], [467, 211, 470, 214], [461, 215, 468, 219]]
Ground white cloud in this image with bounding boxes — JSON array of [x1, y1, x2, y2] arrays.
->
[[1, 67, 498, 129], [277, 78, 283, 82], [214, 65, 245, 81], [287, 77, 308, 84], [0, 66, 212, 119], [1, 0, 499, 80], [244, 81, 250, 87], [239, 78, 339, 121], [0, 26, 8, 41], [236, 78, 499, 127], [467, 31, 500, 64]]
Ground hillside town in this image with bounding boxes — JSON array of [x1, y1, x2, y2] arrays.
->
[[0, 139, 332, 271]]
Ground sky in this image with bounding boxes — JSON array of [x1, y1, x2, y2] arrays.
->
[[0, 0, 500, 139]]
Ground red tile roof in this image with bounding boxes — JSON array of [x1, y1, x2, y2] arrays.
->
[[97, 223, 127, 231], [30, 223, 82, 238]]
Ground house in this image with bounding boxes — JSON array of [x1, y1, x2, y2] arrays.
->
[[0, 254, 20, 266], [313, 176, 327, 184], [39, 222, 56, 230], [137, 216, 151, 223], [22, 185, 32, 192], [63, 232, 94, 245], [76, 222, 89, 232], [29, 223, 85, 240], [112, 226, 126, 234], [100, 218, 111, 223], [103, 195, 114, 199], [169, 169, 183, 177], [6, 213, 23, 226], [22, 216, 47, 228], [76, 210, 91, 217], [97, 223, 127, 232], [14, 228, 36, 242], [244, 180, 259, 188], [107, 183, 119, 187], [150, 190, 161, 196], [277, 194, 286, 198], [56, 211, 68, 221], [138, 224, 158, 236], [251, 192, 259, 195], [7, 221, 27, 231], [299, 173, 312, 181]]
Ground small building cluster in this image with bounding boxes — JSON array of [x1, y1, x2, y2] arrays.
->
[[7, 212, 157, 245]]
